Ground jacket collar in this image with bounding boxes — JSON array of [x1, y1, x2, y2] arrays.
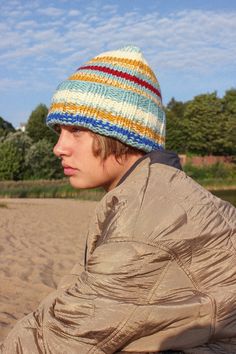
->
[[117, 150, 182, 187]]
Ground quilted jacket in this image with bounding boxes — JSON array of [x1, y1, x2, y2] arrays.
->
[[1, 150, 236, 354]]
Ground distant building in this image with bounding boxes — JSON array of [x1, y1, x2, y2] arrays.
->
[[18, 123, 26, 132]]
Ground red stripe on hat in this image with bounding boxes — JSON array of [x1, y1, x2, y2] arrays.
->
[[78, 65, 162, 99]]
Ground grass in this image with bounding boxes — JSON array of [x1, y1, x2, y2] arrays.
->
[[183, 161, 236, 179], [0, 163, 235, 199], [0, 179, 105, 200], [0, 202, 8, 208], [183, 162, 236, 190], [198, 179, 236, 190]]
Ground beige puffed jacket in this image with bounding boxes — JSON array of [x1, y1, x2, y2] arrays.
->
[[1, 151, 236, 354]]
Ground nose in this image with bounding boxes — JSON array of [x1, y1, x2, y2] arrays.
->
[[53, 128, 72, 158]]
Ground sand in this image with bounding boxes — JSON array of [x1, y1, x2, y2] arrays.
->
[[0, 198, 97, 341]]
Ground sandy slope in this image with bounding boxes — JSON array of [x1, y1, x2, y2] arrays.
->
[[0, 198, 97, 341]]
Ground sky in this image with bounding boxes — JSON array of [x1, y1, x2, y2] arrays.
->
[[0, 0, 236, 128]]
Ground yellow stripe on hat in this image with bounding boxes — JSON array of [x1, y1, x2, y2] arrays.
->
[[89, 56, 158, 83], [49, 102, 165, 144], [52, 89, 163, 131], [68, 72, 162, 108]]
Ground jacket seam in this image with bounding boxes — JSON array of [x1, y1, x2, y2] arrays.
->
[[90, 240, 172, 353], [92, 306, 138, 353], [162, 247, 216, 341], [146, 260, 172, 303], [131, 160, 151, 240], [206, 293, 217, 339], [208, 198, 236, 252], [168, 170, 236, 253], [104, 239, 215, 341]]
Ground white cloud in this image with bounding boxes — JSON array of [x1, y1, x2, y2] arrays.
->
[[67, 9, 80, 17], [15, 20, 38, 29], [0, 1, 236, 93], [37, 7, 64, 17], [0, 78, 25, 90]]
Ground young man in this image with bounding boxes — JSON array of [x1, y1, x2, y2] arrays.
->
[[1, 46, 236, 354]]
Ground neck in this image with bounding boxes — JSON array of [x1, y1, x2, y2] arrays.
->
[[104, 153, 145, 192]]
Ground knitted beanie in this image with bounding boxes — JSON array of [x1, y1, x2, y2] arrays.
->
[[46, 45, 165, 152]]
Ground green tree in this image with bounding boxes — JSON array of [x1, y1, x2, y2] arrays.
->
[[26, 104, 57, 144], [4, 130, 32, 150], [166, 98, 186, 118], [0, 116, 15, 140], [0, 141, 22, 180], [221, 89, 236, 155], [223, 88, 236, 114], [0, 131, 33, 180], [182, 93, 223, 155], [25, 139, 63, 179], [165, 98, 187, 153]]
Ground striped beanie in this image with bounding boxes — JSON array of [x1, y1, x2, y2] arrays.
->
[[46, 45, 165, 152]]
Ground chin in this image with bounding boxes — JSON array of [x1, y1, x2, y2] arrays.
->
[[68, 177, 99, 190], [69, 178, 87, 189]]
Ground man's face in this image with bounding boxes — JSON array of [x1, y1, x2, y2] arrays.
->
[[53, 125, 124, 191]]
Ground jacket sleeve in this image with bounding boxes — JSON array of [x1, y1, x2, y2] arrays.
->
[[1, 239, 212, 354], [57, 261, 84, 290]]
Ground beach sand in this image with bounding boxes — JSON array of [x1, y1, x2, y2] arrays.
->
[[0, 198, 97, 341]]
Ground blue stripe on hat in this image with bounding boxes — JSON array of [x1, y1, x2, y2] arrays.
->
[[47, 112, 163, 152]]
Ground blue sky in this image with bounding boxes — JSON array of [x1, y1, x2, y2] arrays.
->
[[1, 0, 236, 128]]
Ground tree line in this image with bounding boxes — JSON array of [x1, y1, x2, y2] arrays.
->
[[166, 89, 236, 155], [0, 89, 235, 181], [0, 104, 62, 181]]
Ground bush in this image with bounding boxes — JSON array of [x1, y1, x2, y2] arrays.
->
[[0, 131, 32, 180], [24, 139, 62, 180], [0, 116, 15, 140], [0, 140, 22, 180], [183, 162, 236, 181], [26, 104, 57, 144]]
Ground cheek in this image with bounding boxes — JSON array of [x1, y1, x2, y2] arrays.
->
[[87, 159, 106, 178], [88, 161, 111, 187]]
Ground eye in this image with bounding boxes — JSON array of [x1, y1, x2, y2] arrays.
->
[[54, 124, 61, 134], [70, 126, 81, 134]]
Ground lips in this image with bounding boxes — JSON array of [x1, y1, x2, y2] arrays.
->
[[62, 164, 78, 176]]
